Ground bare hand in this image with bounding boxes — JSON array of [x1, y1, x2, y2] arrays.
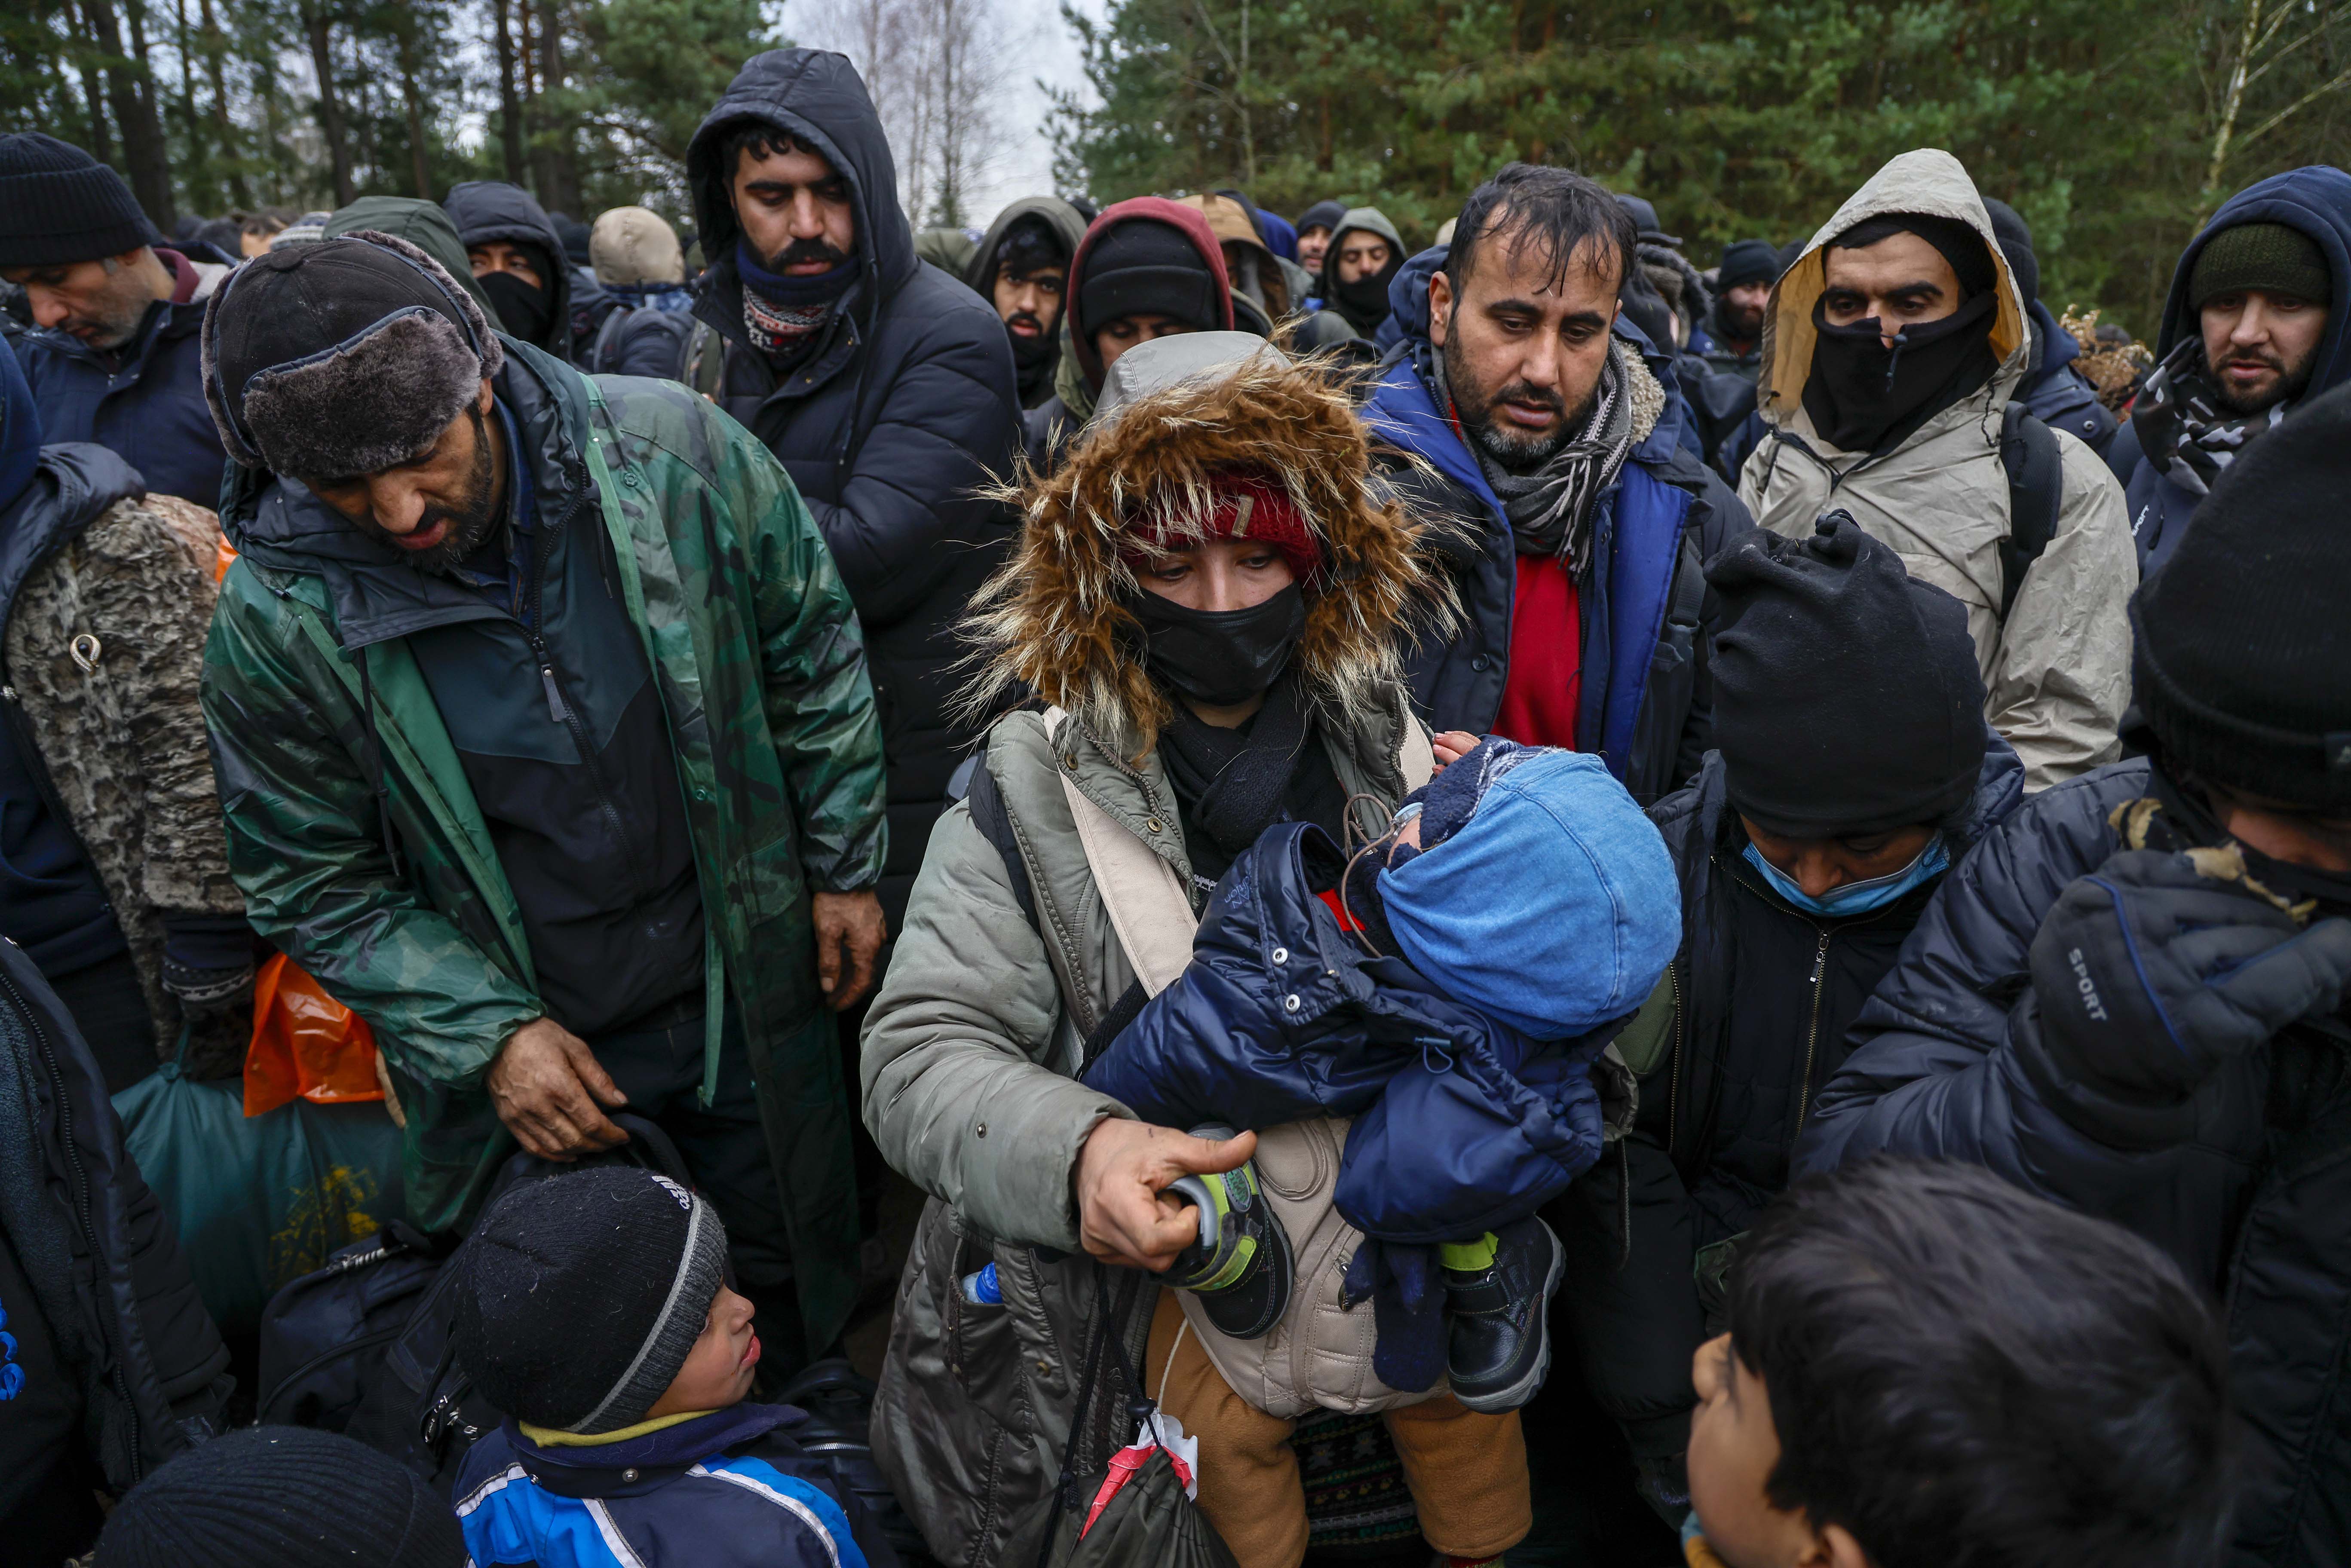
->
[[814, 890, 887, 1011], [486, 1017, 628, 1159], [1432, 730, 1480, 769], [1074, 1119, 1258, 1271]]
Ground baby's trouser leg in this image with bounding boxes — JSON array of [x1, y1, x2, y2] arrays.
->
[[1144, 1288, 1308, 1568], [1383, 1393, 1531, 1561]]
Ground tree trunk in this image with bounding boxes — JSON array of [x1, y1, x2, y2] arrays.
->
[[304, 3, 355, 207], [70, 1, 116, 166], [533, 0, 581, 216], [84, 0, 177, 230], [195, 0, 248, 208], [492, 0, 527, 184], [396, 9, 432, 197]]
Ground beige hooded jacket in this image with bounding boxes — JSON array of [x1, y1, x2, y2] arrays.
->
[[1737, 149, 2133, 790]]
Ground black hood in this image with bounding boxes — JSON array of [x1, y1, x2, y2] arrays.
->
[[0, 442, 143, 630], [686, 48, 914, 310], [441, 181, 574, 357]]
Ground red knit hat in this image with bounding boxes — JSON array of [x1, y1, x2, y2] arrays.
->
[[1125, 473, 1327, 590]]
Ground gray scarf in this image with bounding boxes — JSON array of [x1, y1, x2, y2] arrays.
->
[[1443, 348, 1637, 567]]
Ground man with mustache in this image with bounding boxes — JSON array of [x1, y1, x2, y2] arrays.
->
[[962, 198, 1087, 408], [197, 230, 889, 1381], [1365, 162, 1752, 801], [2109, 166, 2351, 577]]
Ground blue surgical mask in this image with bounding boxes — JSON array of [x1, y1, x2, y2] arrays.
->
[[1741, 834, 1950, 919]]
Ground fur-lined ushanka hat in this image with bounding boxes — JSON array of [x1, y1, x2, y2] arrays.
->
[[963, 332, 1454, 754], [202, 229, 505, 479]]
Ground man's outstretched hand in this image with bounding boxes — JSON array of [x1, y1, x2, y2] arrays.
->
[[814, 890, 887, 1012], [486, 1017, 629, 1159], [1074, 1118, 1258, 1271]]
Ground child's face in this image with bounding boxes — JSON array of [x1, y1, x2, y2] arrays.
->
[[1687, 1334, 1869, 1568], [647, 1284, 761, 1419]]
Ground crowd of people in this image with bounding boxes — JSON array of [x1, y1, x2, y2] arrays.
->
[[1, 38, 2348, 1568]]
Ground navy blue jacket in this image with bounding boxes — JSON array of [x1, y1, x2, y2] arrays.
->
[[1558, 741, 2022, 1468], [456, 1402, 895, 1568], [685, 49, 1021, 933], [2017, 299, 2118, 456], [1365, 250, 1753, 805], [1794, 756, 2351, 1567], [1083, 821, 1611, 1244], [2120, 166, 2351, 577], [12, 270, 227, 510]]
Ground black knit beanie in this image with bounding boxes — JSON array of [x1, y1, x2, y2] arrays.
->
[[2189, 220, 2331, 309], [452, 1167, 731, 1434], [1981, 198, 2040, 310], [203, 230, 504, 479], [0, 132, 160, 268], [1295, 200, 1348, 239], [96, 1426, 465, 1568], [2133, 376, 2351, 810], [1078, 217, 1222, 342], [1716, 238, 1780, 293], [1707, 512, 1988, 837]]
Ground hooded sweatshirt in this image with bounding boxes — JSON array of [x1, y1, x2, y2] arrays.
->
[[685, 47, 1021, 933], [962, 196, 1090, 408], [2115, 165, 2351, 576], [442, 181, 575, 361], [1020, 197, 1233, 472], [1319, 206, 1407, 337], [1737, 148, 2135, 793]]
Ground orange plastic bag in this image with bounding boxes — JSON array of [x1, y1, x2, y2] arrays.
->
[[244, 954, 384, 1118]]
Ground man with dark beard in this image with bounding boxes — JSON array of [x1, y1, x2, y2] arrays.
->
[[1739, 150, 2134, 793], [197, 230, 889, 1380], [963, 197, 1087, 407], [2107, 166, 2351, 576], [1698, 238, 1777, 378], [681, 49, 1019, 956], [1364, 162, 1750, 803]]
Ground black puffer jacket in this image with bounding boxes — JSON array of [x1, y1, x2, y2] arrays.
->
[[1556, 741, 2022, 1478], [687, 49, 1021, 933], [0, 938, 230, 1501], [1795, 755, 2351, 1567], [441, 182, 576, 363]]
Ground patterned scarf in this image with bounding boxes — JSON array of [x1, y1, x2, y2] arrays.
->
[[1439, 346, 1637, 568], [2131, 336, 2290, 498], [734, 239, 852, 365]]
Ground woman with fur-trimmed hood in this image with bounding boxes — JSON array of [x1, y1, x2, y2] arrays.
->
[[862, 334, 1504, 1566]]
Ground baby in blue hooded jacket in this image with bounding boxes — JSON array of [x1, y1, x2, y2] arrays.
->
[[1084, 739, 1679, 1413]]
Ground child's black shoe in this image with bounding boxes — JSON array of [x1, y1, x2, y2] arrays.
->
[[1442, 1216, 1563, 1412], [1164, 1125, 1293, 1340]]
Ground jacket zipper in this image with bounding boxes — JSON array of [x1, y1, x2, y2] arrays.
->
[[521, 479, 663, 924], [0, 964, 145, 1482], [1792, 928, 1833, 1146]]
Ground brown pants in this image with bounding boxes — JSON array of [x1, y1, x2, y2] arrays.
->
[[1143, 1290, 1531, 1568]]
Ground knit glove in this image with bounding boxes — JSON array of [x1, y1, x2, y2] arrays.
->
[[159, 910, 259, 1017], [2029, 848, 2351, 1099]]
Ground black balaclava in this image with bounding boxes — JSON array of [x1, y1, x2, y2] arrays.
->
[[1322, 227, 1401, 336], [1707, 511, 1988, 838], [477, 241, 556, 344], [1802, 212, 2001, 454]]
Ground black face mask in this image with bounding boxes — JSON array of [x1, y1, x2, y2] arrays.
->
[[1325, 257, 1398, 334], [478, 269, 554, 345], [1130, 584, 1308, 707], [1800, 290, 1998, 453]]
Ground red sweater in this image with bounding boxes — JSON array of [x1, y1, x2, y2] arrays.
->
[[1493, 553, 1582, 750]]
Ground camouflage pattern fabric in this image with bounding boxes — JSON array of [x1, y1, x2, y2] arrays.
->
[[201, 343, 888, 1345], [7, 492, 248, 1075]]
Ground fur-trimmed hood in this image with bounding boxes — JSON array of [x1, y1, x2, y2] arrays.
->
[[965, 335, 1450, 756]]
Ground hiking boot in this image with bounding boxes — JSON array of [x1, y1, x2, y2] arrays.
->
[[1442, 1216, 1564, 1412], [1163, 1124, 1292, 1340]]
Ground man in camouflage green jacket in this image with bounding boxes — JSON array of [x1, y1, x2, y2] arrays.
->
[[196, 230, 887, 1363]]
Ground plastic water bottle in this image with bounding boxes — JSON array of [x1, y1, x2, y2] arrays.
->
[[958, 1261, 1002, 1307]]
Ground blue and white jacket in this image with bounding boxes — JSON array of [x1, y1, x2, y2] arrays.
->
[[454, 1403, 892, 1568]]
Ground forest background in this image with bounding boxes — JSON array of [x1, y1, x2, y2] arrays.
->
[[4, 0, 2348, 330]]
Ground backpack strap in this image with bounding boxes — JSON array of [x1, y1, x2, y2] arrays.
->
[[1042, 706, 1199, 999], [589, 302, 630, 375], [1997, 402, 2063, 623], [681, 319, 725, 399]]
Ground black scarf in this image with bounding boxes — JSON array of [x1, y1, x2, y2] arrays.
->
[[1323, 254, 1401, 336], [1801, 291, 1999, 454], [1012, 325, 1059, 405], [2130, 337, 2292, 499], [1155, 672, 1339, 883], [2136, 763, 2351, 920]]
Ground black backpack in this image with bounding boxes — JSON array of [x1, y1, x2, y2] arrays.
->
[[1996, 401, 2063, 622]]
